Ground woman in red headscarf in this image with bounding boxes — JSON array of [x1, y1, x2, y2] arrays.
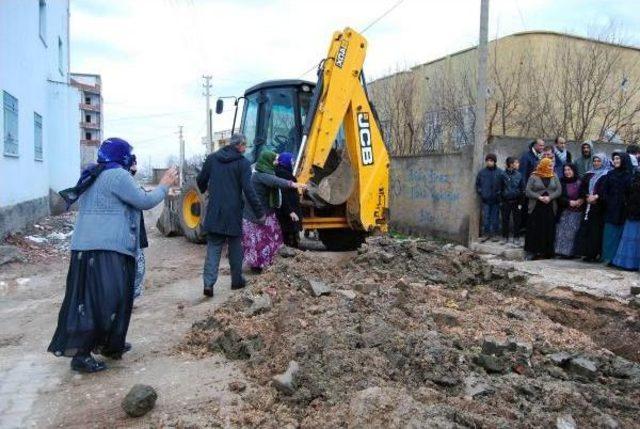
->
[[524, 157, 562, 259]]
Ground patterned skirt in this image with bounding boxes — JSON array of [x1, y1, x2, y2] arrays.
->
[[134, 249, 146, 299], [242, 213, 284, 269], [554, 210, 582, 256], [612, 221, 640, 270]]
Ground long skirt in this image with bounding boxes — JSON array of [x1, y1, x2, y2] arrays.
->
[[524, 202, 556, 256], [133, 249, 146, 299], [612, 220, 640, 270], [576, 204, 605, 260], [554, 210, 582, 256], [242, 213, 284, 269], [48, 250, 136, 357], [602, 223, 624, 263]]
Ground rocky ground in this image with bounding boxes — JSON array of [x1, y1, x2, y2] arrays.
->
[[180, 237, 640, 428]]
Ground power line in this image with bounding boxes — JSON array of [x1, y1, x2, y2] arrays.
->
[[297, 0, 407, 78]]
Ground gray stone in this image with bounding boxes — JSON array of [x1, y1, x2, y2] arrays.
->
[[596, 414, 620, 429], [0, 245, 24, 266], [474, 354, 508, 374], [547, 366, 568, 380], [502, 248, 525, 260], [308, 280, 332, 297], [122, 384, 158, 417], [549, 352, 572, 366], [247, 294, 272, 316], [428, 374, 460, 387], [629, 297, 640, 309], [432, 310, 461, 327], [279, 246, 299, 258], [453, 245, 468, 254], [630, 285, 640, 296], [337, 289, 356, 300], [507, 338, 533, 356], [481, 337, 509, 356], [354, 282, 379, 295], [556, 414, 576, 429], [272, 361, 300, 395], [379, 251, 395, 263], [464, 376, 495, 399], [228, 381, 247, 393], [567, 356, 598, 379], [506, 308, 527, 320]]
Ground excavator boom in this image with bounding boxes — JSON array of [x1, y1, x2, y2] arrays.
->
[[296, 27, 389, 233]]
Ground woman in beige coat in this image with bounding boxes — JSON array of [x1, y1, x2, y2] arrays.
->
[[524, 157, 562, 259]]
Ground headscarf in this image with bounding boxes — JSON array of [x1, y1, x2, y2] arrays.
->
[[533, 157, 555, 178], [586, 152, 612, 195], [276, 152, 294, 173], [255, 150, 277, 175], [561, 163, 579, 184], [59, 138, 133, 209]]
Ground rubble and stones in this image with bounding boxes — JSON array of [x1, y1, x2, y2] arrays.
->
[[121, 384, 158, 417], [179, 236, 640, 427], [272, 361, 300, 395]]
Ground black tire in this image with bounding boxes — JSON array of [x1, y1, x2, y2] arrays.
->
[[318, 228, 366, 251], [179, 179, 207, 244]]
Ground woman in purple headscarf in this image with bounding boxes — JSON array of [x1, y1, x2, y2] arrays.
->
[[275, 152, 303, 248], [48, 138, 177, 373]]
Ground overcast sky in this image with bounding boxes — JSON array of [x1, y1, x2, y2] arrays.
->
[[69, 0, 640, 168]]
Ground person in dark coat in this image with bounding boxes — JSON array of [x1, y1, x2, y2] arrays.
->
[[612, 169, 640, 270], [274, 152, 303, 248], [476, 153, 503, 240], [575, 153, 612, 262], [542, 145, 564, 178], [500, 157, 524, 244], [600, 152, 634, 263], [626, 144, 640, 171], [519, 138, 545, 232], [196, 133, 265, 297], [554, 163, 584, 258], [554, 136, 572, 168]]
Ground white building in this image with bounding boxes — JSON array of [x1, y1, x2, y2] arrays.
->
[[0, 0, 80, 236], [71, 73, 103, 168]]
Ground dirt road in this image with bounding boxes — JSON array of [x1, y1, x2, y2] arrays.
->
[[0, 208, 250, 428]]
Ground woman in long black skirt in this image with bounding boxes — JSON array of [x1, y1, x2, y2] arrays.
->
[[48, 138, 177, 373], [575, 154, 612, 262], [524, 158, 562, 259]]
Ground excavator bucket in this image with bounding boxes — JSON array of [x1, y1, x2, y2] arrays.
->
[[310, 150, 355, 205]]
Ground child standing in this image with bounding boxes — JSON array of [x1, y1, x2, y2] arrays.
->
[[476, 153, 503, 241], [500, 157, 524, 245]]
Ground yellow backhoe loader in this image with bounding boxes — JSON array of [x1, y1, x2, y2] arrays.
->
[[157, 27, 389, 250]]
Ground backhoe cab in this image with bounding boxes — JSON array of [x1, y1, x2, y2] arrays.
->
[[159, 27, 389, 251]]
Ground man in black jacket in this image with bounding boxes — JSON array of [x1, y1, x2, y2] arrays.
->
[[196, 134, 264, 297], [500, 157, 525, 245]]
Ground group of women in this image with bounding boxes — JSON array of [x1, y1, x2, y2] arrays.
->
[[524, 151, 640, 270], [241, 149, 304, 272]]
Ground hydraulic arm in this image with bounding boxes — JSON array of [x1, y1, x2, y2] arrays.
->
[[295, 27, 389, 233]]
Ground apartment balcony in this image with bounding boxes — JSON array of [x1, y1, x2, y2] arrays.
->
[[80, 139, 101, 146], [80, 122, 101, 130], [71, 81, 101, 94], [80, 103, 101, 113]]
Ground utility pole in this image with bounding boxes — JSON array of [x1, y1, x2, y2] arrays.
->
[[468, 0, 490, 246], [178, 125, 185, 188], [202, 75, 213, 152]]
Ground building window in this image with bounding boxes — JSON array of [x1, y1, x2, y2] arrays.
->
[[85, 96, 91, 105], [58, 37, 64, 75], [3, 91, 19, 157], [85, 132, 91, 140], [39, 0, 47, 45], [85, 114, 91, 123], [34, 113, 43, 161]]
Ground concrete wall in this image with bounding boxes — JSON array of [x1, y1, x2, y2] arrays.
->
[[390, 153, 473, 243], [0, 0, 79, 235]]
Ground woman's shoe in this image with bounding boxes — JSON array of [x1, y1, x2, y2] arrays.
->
[[203, 286, 214, 297], [250, 267, 263, 274], [71, 355, 107, 373], [99, 342, 132, 360], [231, 281, 246, 290]]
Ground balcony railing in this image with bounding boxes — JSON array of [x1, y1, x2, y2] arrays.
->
[[71, 81, 101, 94], [80, 122, 101, 130], [80, 103, 101, 112], [80, 139, 101, 146]]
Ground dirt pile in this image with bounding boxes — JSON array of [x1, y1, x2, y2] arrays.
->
[[180, 237, 640, 428]]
